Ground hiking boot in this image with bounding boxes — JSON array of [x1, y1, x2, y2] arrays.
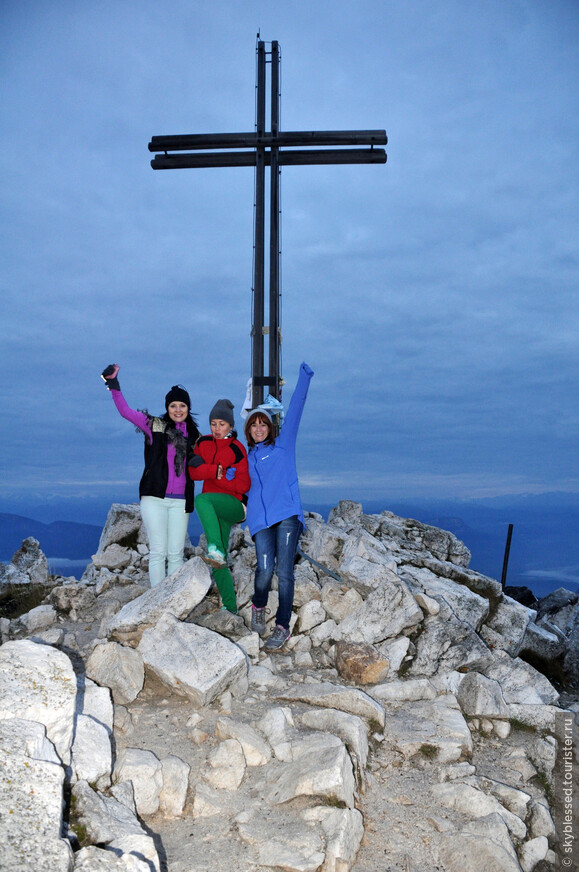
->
[[202, 547, 226, 568], [251, 604, 267, 636], [264, 624, 291, 651]]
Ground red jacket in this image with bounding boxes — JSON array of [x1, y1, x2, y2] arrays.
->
[[188, 435, 250, 504]]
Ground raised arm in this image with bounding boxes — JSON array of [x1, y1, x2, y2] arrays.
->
[[277, 362, 314, 448], [101, 364, 152, 441]]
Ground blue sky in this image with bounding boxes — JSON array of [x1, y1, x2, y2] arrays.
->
[[1, 0, 578, 522]]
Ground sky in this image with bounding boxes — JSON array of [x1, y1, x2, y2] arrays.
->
[[1, 0, 578, 524]]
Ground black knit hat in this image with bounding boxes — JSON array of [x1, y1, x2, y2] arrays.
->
[[209, 398, 234, 427], [165, 385, 191, 410]]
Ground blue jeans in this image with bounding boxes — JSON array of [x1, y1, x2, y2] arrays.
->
[[140, 496, 190, 587], [252, 515, 301, 629]]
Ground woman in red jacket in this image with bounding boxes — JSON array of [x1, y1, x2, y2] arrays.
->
[[188, 399, 250, 614]]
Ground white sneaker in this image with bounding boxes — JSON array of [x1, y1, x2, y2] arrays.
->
[[202, 547, 226, 568]]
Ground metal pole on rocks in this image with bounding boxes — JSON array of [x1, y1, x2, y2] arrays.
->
[[500, 523, 514, 589]]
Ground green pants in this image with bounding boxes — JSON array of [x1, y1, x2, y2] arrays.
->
[[195, 492, 244, 612]]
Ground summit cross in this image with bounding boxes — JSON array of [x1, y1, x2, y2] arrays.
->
[[148, 39, 387, 408]]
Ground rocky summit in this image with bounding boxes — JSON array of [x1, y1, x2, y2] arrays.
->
[[0, 500, 578, 872]]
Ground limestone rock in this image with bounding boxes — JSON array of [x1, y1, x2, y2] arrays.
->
[[257, 706, 295, 761], [320, 580, 364, 622], [437, 812, 522, 872], [536, 587, 578, 631], [382, 694, 472, 763], [0, 639, 77, 763], [138, 613, 247, 706], [310, 619, 339, 647], [71, 712, 112, 788], [432, 782, 527, 840], [519, 836, 549, 872], [97, 503, 146, 553], [237, 814, 325, 872], [300, 518, 349, 572], [106, 835, 160, 872], [297, 599, 327, 632], [9, 536, 51, 585], [159, 754, 190, 817], [402, 564, 490, 629], [71, 779, 147, 845], [334, 640, 390, 685], [370, 677, 437, 703], [408, 608, 494, 677], [113, 748, 163, 816], [276, 681, 385, 728], [0, 717, 61, 765], [192, 781, 230, 817], [0, 744, 72, 872], [376, 635, 411, 672], [456, 672, 510, 719], [328, 499, 364, 528], [519, 621, 566, 662], [267, 732, 356, 808], [293, 562, 323, 607], [73, 845, 152, 871], [92, 544, 133, 571], [86, 641, 145, 705], [107, 556, 212, 643], [339, 553, 399, 597], [82, 677, 114, 734], [299, 708, 369, 774], [335, 576, 422, 645], [51, 582, 97, 614], [303, 806, 365, 872], [483, 649, 559, 705], [483, 595, 536, 656], [205, 738, 246, 790], [215, 716, 272, 766], [528, 799, 555, 839], [3, 498, 573, 872], [18, 603, 57, 633]]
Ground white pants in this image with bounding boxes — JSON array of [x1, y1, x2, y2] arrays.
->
[[140, 496, 190, 587]]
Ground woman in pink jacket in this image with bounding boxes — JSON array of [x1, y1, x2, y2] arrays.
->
[[101, 364, 200, 586]]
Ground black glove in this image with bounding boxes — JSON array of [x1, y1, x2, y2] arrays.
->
[[101, 364, 120, 392]]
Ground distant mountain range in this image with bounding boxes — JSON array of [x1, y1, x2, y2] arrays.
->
[[0, 514, 103, 563], [2, 493, 578, 599]]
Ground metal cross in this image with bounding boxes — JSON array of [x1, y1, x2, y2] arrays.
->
[[148, 39, 387, 408]]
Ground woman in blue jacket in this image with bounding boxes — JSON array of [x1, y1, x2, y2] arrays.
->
[[244, 362, 314, 650]]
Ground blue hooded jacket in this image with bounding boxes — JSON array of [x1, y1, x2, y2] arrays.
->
[[246, 362, 313, 537]]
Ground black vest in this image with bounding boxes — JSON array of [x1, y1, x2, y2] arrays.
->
[[139, 417, 198, 513]]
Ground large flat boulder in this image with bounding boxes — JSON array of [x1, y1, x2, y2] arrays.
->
[[0, 640, 77, 764], [138, 613, 247, 706], [107, 557, 212, 644]]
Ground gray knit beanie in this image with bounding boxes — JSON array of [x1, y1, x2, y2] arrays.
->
[[209, 398, 234, 427], [246, 407, 273, 424]]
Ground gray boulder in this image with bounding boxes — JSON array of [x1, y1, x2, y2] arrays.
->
[[138, 613, 247, 706], [107, 556, 212, 644]]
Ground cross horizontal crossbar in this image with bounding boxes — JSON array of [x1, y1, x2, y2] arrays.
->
[[151, 148, 387, 169], [149, 129, 387, 152]]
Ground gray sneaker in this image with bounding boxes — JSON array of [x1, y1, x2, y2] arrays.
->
[[264, 624, 291, 651], [251, 605, 267, 636]]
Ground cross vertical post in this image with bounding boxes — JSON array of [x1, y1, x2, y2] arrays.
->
[[252, 41, 266, 409], [148, 39, 387, 411], [251, 40, 281, 410], [268, 40, 281, 409]]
